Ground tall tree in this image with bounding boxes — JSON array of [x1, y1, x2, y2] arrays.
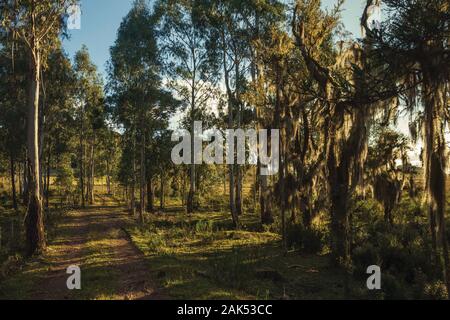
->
[[0, 0, 76, 256], [0, 35, 27, 211], [292, 0, 383, 266], [363, 0, 450, 296], [74, 46, 105, 207], [109, 0, 177, 223], [156, 0, 220, 214], [41, 47, 76, 209]]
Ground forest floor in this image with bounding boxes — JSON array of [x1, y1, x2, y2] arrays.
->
[[0, 194, 371, 300], [0, 195, 165, 300]]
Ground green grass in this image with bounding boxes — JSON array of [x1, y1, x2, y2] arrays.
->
[[127, 209, 368, 300], [0, 192, 381, 300]]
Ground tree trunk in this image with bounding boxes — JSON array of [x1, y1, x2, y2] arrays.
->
[[45, 149, 50, 209], [130, 135, 136, 216], [106, 159, 111, 195], [88, 140, 95, 204], [235, 77, 243, 216], [235, 166, 243, 215], [182, 170, 186, 207], [160, 174, 165, 210], [139, 131, 145, 224], [221, 33, 239, 228], [187, 63, 197, 214], [275, 66, 287, 251], [22, 158, 29, 205], [147, 177, 154, 212], [260, 173, 273, 225], [187, 114, 196, 213], [227, 97, 239, 227], [18, 161, 23, 203], [329, 167, 350, 266], [24, 49, 45, 256], [79, 114, 85, 208], [300, 195, 312, 228], [255, 60, 272, 225], [422, 70, 450, 297], [223, 166, 227, 196], [10, 154, 18, 210]]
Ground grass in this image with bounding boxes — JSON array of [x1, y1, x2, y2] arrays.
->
[[127, 206, 368, 300], [0, 189, 399, 300]]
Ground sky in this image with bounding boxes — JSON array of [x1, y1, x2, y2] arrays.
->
[[63, 0, 136, 79], [62, 0, 367, 79]]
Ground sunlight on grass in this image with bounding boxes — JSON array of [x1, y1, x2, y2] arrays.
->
[[127, 210, 363, 300]]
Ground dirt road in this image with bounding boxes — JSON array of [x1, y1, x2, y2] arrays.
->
[[3, 203, 164, 300]]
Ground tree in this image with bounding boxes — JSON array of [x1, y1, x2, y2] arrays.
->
[[0, 34, 27, 211], [292, 0, 387, 266], [1, 0, 77, 256], [41, 47, 76, 209], [109, 0, 177, 223], [74, 46, 105, 207], [367, 127, 410, 225], [156, 0, 221, 214], [363, 0, 450, 296]]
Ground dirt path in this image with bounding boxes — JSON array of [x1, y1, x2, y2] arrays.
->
[[22, 203, 164, 300]]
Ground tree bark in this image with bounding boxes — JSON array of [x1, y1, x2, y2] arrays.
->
[[235, 62, 243, 216], [147, 177, 154, 212], [79, 109, 85, 208], [45, 149, 51, 209], [130, 135, 136, 216], [422, 69, 450, 297], [88, 140, 95, 204], [160, 173, 165, 210], [10, 154, 17, 210], [139, 130, 145, 224], [18, 161, 23, 203], [24, 48, 45, 256], [187, 48, 197, 214], [106, 159, 111, 194], [328, 137, 351, 266]]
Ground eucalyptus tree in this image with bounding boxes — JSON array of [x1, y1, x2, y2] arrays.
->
[[73, 46, 105, 207], [41, 48, 76, 209], [109, 0, 177, 223], [155, 0, 221, 214], [200, 0, 286, 226], [0, 36, 27, 211], [0, 0, 77, 255], [205, 0, 250, 224]]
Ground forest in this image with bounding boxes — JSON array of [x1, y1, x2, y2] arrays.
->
[[0, 0, 449, 300]]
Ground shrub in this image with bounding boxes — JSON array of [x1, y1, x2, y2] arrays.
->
[[423, 280, 448, 300], [286, 223, 324, 254], [302, 228, 324, 254], [382, 273, 408, 300]]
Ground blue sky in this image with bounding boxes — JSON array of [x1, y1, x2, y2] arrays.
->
[[63, 0, 136, 79], [63, 0, 367, 78]]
